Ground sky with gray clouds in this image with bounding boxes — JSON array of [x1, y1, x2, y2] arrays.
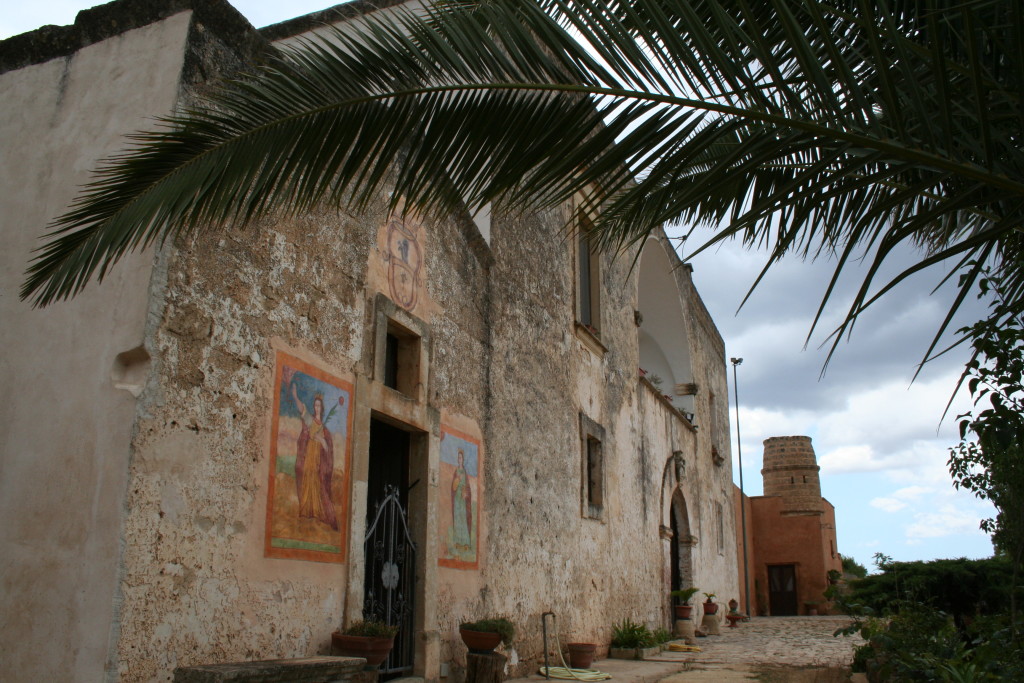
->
[[3, 1, 997, 571]]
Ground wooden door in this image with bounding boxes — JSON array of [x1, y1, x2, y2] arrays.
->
[[768, 564, 798, 616]]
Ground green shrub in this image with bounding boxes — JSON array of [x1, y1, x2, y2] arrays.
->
[[851, 605, 965, 682], [342, 620, 398, 637], [460, 617, 515, 646], [610, 619, 656, 648], [847, 555, 1014, 627], [652, 627, 673, 644], [842, 556, 868, 579]]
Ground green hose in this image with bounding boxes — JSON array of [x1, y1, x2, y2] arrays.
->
[[538, 615, 612, 680], [539, 666, 612, 681]]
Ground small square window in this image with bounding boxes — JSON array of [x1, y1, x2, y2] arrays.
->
[[579, 413, 606, 519], [382, 320, 420, 398], [575, 212, 601, 336], [586, 437, 603, 507], [373, 294, 429, 402], [716, 502, 725, 554]]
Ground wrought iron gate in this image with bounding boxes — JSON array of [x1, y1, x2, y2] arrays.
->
[[364, 484, 416, 677]]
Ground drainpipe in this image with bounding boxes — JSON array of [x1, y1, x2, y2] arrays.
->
[[731, 357, 751, 617]]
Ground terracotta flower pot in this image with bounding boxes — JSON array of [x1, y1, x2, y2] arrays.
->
[[331, 632, 395, 667], [673, 604, 693, 620], [703, 601, 719, 615], [566, 642, 597, 669], [459, 628, 503, 653]]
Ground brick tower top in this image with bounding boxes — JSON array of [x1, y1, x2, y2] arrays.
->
[[761, 435, 823, 515]]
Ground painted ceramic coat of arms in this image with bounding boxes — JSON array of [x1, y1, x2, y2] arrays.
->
[[438, 427, 481, 570], [265, 352, 352, 563], [384, 214, 424, 311]]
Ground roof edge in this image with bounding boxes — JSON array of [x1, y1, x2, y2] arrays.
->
[[0, 0, 266, 76], [259, 0, 410, 43]]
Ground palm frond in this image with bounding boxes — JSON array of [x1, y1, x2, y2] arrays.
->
[[20, 0, 1024, 368]]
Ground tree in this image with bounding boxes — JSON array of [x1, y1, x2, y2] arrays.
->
[[20, 0, 1024, 362], [842, 555, 868, 579], [949, 282, 1024, 629]]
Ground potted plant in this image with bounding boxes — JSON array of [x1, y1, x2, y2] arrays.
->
[[805, 601, 821, 616], [565, 642, 597, 669], [459, 617, 514, 654], [609, 619, 658, 660], [702, 593, 719, 615], [669, 587, 700, 620], [725, 599, 744, 628], [331, 620, 399, 668]]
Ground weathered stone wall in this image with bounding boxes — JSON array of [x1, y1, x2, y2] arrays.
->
[[674, 254, 739, 603], [0, 11, 193, 682], [1, 2, 740, 681]]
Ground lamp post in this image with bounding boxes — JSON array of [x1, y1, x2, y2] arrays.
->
[[730, 357, 751, 617]]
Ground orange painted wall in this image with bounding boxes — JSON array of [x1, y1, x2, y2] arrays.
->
[[734, 490, 843, 615]]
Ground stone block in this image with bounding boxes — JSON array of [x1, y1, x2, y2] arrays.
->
[[173, 656, 368, 683]]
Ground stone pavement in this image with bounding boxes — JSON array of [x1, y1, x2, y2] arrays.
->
[[508, 616, 863, 683]]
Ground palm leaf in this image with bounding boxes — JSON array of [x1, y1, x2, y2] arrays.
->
[[21, 0, 1024, 364]]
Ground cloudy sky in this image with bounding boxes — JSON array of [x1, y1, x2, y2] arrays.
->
[[4, 1, 997, 571]]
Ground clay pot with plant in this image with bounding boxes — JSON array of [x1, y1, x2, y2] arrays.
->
[[702, 593, 719, 615], [459, 618, 515, 654], [670, 587, 700, 620], [331, 620, 399, 668]]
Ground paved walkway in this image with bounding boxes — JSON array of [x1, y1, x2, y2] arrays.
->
[[509, 616, 863, 683]]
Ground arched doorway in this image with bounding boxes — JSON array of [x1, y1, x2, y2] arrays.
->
[[669, 491, 694, 595]]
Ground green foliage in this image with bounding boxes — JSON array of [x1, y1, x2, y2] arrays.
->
[[702, 592, 717, 602], [842, 556, 868, 579], [963, 616, 1024, 680], [845, 605, 1024, 682], [460, 618, 515, 646], [949, 283, 1024, 569], [651, 627, 673, 645], [851, 605, 965, 682], [835, 553, 1024, 680], [342, 620, 398, 638], [669, 587, 700, 604], [610, 619, 656, 649], [847, 555, 1013, 626]]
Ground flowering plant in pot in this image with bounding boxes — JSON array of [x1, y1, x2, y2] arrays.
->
[[459, 617, 515, 653], [331, 620, 399, 668], [702, 593, 719, 615], [669, 587, 700, 620]]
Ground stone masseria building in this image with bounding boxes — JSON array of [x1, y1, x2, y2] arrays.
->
[[0, 1, 739, 681]]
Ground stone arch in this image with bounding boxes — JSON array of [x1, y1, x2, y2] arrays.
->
[[637, 237, 695, 413], [669, 489, 695, 594]]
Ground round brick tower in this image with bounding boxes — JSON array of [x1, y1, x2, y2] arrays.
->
[[761, 436, 823, 515]]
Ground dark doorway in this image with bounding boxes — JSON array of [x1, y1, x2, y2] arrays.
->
[[670, 510, 681, 592], [669, 494, 693, 617], [768, 564, 798, 616], [365, 419, 415, 678]]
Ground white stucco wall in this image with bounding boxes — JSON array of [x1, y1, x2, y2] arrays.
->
[[0, 12, 192, 681]]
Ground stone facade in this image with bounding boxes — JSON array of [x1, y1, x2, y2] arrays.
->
[[0, 2, 738, 681], [734, 436, 842, 617]]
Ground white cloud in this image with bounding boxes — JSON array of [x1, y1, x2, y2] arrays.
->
[[905, 504, 984, 539], [870, 497, 908, 512], [821, 445, 882, 473], [892, 485, 932, 500]]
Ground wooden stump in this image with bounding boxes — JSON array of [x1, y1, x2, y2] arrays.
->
[[466, 651, 506, 683]]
